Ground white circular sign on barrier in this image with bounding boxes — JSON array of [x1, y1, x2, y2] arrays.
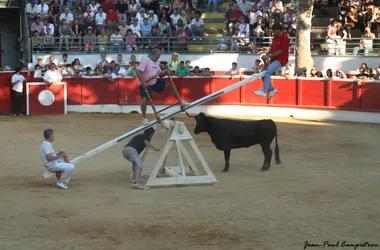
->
[[38, 90, 55, 106]]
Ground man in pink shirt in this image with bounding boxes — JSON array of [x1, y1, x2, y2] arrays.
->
[[136, 49, 189, 124]]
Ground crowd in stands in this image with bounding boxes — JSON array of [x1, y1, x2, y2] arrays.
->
[[216, 0, 379, 52], [26, 0, 207, 52], [29, 52, 217, 79], [325, 0, 380, 55], [216, 0, 298, 51]]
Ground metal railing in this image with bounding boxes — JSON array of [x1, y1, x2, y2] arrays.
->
[[31, 36, 380, 56]]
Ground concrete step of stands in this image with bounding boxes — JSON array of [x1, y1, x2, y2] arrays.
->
[[188, 44, 214, 52], [204, 23, 226, 29], [201, 12, 225, 19]]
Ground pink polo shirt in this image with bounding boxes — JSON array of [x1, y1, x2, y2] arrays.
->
[[137, 57, 162, 86]]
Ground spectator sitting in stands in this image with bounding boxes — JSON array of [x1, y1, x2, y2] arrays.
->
[[96, 53, 109, 69], [98, 28, 109, 52], [161, 0, 173, 15], [141, 18, 153, 37], [374, 67, 380, 80], [354, 27, 375, 55], [228, 4, 244, 34], [127, 61, 140, 77], [106, 8, 119, 24], [110, 28, 124, 53], [269, 0, 284, 20], [310, 67, 319, 78], [249, 5, 263, 29], [217, 29, 229, 51], [190, 11, 204, 41], [44, 28, 55, 50], [140, 0, 161, 15], [59, 19, 71, 51], [83, 28, 97, 51], [148, 10, 159, 26], [170, 52, 180, 71], [136, 8, 148, 26], [175, 61, 190, 77], [238, 0, 252, 16], [146, 26, 160, 49], [72, 67, 83, 78], [43, 63, 62, 86], [62, 64, 74, 77], [159, 60, 168, 71], [230, 28, 247, 52], [189, 66, 203, 76], [70, 19, 84, 50], [31, 16, 45, 34], [226, 62, 241, 79], [104, 20, 118, 36], [157, 30, 169, 51], [25, 0, 38, 22], [94, 67, 102, 76], [326, 69, 333, 78], [185, 60, 193, 70], [37, 1, 49, 19], [103, 67, 118, 82], [130, 18, 142, 37], [118, 64, 130, 76], [84, 67, 93, 76], [116, 0, 128, 24], [252, 59, 263, 74], [126, 29, 138, 52], [119, 20, 130, 36], [102, 0, 115, 14], [203, 67, 215, 76], [158, 18, 171, 36], [170, 8, 182, 31], [175, 21, 188, 51], [333, 69, 347, 78], [83, 6, 95, 21], [32, 30, 44, 51], [60, 7, 74, 25], [95, 7, 107, 28], [239, 16, 250, 39]]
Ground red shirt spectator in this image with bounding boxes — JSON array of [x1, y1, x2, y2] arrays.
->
[[271, 31, 289, 66], [229, 4, 244, 23], [102, 0, 115, 14], [106, 9, 119, 23]]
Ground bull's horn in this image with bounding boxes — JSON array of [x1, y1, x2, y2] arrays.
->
[[186, 112, 195, 117]]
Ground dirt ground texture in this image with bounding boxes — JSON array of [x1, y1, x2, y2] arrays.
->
[[0, 112, 380, 250]]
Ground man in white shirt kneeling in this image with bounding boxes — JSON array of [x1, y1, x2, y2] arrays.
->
[[40, 128, 75, 189]]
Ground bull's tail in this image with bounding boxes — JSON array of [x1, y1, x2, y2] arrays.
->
[[274, 125, 282, 164]]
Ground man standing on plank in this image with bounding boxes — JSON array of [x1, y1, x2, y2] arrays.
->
[[253, 22, 289, 100], [136, 49, 189, 125]]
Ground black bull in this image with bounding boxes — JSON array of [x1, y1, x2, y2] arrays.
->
[[187, 112, 281, 172]]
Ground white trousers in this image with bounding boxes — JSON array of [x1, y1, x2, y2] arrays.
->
[[46, 161, 75, 184]]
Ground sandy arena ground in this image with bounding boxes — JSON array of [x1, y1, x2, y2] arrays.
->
[[0, 112, 380, 250]]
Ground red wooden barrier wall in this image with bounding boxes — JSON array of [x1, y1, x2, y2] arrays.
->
[[1, 72, 379, 114]]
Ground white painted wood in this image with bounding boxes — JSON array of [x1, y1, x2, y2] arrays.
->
[[175, 140, 186, 177], [145, 176, 218, 187], [164, 167, 182, 177], [189, 140, 215, 177], [144, 123, 218, 188], [177, 140, 200, 176]]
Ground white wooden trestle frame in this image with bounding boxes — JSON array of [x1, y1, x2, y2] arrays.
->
[[131, 120, 218, 188]]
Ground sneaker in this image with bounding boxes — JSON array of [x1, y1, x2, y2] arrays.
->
[[193, 38, 196, 41], [200, 38, 203, 41], [268, 89, 278, 99], [142, 118, 149, 125], [253, 90, 267, 97], [132, 183, 144, 189], [56, 181, 68, 189]]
